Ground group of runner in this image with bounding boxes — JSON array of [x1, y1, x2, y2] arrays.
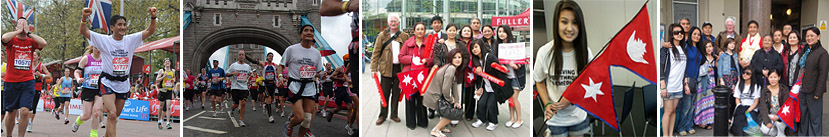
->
[[185, 24, 359, 136], [3, 6, 165, 137]]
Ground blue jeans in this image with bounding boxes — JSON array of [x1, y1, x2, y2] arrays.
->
[[675, 77, 696, 132], [548, 117, 590, 137]]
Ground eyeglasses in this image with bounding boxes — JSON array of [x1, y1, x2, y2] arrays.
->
[[672, 31, 683, 35], [743, 72, 752, 75]]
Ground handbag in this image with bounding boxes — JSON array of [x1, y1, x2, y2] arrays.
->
[[437, 97, 464, 120]]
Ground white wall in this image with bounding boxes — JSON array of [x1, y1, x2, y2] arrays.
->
[[801, 0, 829, 49], [540, 0, 658, 88]]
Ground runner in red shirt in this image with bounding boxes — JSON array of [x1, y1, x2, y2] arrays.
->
[[2, 17, 48, 137]]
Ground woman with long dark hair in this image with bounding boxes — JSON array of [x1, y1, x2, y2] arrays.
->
[[534, 1, 594, 136], [470, 39, 512, 131], [492, 24, 525, 128], [423, 49, 465, 137], [677, 26, 702, 135], [730, 66, 761, 136], [661, 24, 687, 137], [492, 25, 516, 56]]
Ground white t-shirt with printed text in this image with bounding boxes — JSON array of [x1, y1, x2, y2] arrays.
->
[[533, 41, 594, 127], [227, 62, 251, 90], [87, 31, 143, 93], [281, 43, 323, 97]]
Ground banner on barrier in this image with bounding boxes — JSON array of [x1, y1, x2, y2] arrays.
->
[[120, 99, 151, 121], [150, 99, 181, 117], [68, 99, 83, 115]]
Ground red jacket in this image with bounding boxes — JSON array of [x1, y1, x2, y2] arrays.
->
[[399, 36, 430, 72]]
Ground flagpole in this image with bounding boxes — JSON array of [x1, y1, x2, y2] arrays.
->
[[534, 95, 564, 137], [119, 0, 124, 15]]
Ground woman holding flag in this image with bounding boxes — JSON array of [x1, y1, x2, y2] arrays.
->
[[758, 69, 789, 136], [535, 0, 594, 136], [399, 23, 430, 129]]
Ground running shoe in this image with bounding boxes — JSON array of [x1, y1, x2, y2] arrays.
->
[[345, 124, 353, 135], [304, 129, 315, 137], [166, 122, 172, 129], [26, 123, 32, 132], [71, 121, 80, 132], [471, 120, 483, 128], [486, 123, 497, 131], [157, 121, 163, 130], [239, 120, 246, 127], [284, 121, 293, 137], [269, 116, 275, 123], [64, 118, 70, 125]]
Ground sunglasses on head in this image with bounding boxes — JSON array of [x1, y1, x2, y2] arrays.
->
[[672, 31, 683, 35]]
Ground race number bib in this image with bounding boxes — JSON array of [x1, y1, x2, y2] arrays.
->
[[62, 87, 71, 94], [164, 80, 175, 88], [88, 74, 100, 87], [211, 74, 221, 84], [299, 65, 317, 79], [112, 57, 130, 75], [14, 51, 31, 70], [236, 73, 248, 82], [264, 72, 275, 80]]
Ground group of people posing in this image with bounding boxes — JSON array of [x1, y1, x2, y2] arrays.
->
[[370, 12, 527, 137], [660, 17, 828, 136]]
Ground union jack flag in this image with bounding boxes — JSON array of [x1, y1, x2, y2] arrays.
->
[[5, 0, 36, 31], [85, 0, 112, 33]]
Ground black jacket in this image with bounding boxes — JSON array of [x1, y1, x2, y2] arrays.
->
[[430, 40, 467, 67], [801, 43, 829, 97], [750, 48, 784, 85], [477, 53, 513, 104]]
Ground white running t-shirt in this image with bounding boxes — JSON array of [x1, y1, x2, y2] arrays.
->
[[87, 30, 143, 93], [281, 43, 323, 97], [227, 62, 251, 90]]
